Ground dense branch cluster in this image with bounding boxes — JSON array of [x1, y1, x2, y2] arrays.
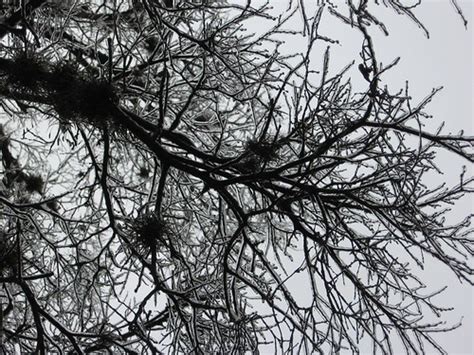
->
[[0, 0, 472, 354]]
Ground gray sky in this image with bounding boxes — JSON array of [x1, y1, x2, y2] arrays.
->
[[1, 1, 470, 353], [247, 0, 473, 353], [384, 3, 473, 354]]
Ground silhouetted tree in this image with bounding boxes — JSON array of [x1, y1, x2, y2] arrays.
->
[[0, 0, 472, 353]]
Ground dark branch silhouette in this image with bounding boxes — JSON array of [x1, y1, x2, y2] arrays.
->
[[0, 0, 472, 353]]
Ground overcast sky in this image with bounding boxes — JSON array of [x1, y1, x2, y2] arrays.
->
[[381, 2, 473, 353], [1, 1, 470, 353], [324, 3, 473, 353], [247, 0, 473, 353]]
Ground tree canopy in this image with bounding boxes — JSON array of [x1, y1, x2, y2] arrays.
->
[[0, 0, 472, 354]]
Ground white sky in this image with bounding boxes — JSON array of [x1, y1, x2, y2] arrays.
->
[[245, 0, 473, 353], [1, 1, 471, 353]]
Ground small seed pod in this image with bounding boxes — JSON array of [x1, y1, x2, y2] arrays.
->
[[0, 230, 18, 276], [245, 139, 279, 163], [131, 213, 170, 255], [138, 166, 150, 178], [24, 174, 44, 194]]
